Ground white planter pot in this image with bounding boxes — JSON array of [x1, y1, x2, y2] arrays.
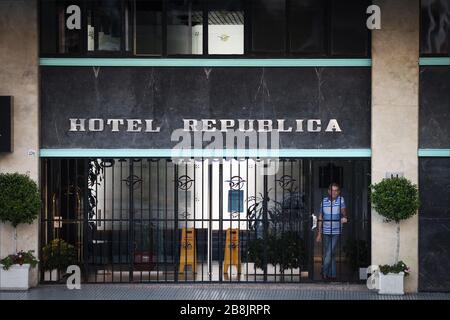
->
[[378, 272, 404, 295], [44, 269, 60, 282], [0, 264, 31, 291], [359, 267, 368, 280]]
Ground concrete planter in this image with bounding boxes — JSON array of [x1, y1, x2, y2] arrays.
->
[[44, 269, 60, 282], [0, 264, 31, 290], [378, 272, 405, 295]]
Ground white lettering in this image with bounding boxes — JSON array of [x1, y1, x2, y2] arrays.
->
[[126, 119, 142, 132], [69, 118, 86, 132], [145, 119, 161, 132], [89, 119, 104, 132], [203, 119, 217, 132], [106, 119, 124, 132], [257, 120, 272, 132], [295, 119, 304, 132], [220, 119, 235, 132], [325, 119, 342, 132], [307, 119, 321, 132], [183, 119, 198, 132], [238, 119, 254, 132], [67, 118, 343, 134], [277, 119, 293, 132]]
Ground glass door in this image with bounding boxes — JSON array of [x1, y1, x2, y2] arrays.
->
[[311, 160, 371, 282]]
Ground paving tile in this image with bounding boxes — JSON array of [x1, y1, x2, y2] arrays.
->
[[1, 284, 449, 300]]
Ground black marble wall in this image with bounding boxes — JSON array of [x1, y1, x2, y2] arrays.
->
[[419, 158, 450, 292], [420, 67, 450, 148], [40, 67, 371, 149]]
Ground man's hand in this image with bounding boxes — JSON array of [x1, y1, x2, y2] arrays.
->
[[316, 233, 322, 243], [341, 217, 348, 224]]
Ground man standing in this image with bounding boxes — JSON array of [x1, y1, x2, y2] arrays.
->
[[316, 183, 348, 281]]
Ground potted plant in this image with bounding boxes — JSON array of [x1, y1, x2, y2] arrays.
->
[[41, 239, 77, 282], [0, 250, 38, 290], [343, 239, 370, 280], [378, 261, 410, 295], [247, 191, 307, 279], [247, 231, 306, 280], [247, 234, 271, 270], [272, 231, 306, 276], [370, 177, 420, 295], [0, 173, 41, 290]]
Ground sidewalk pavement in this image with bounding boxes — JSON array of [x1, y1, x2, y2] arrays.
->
[[1, 283, 450, 300]]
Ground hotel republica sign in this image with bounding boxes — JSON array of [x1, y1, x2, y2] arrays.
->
[[41, 66, 371, 149], [68, 118, 342, 133]]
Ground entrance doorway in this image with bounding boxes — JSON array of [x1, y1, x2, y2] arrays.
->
[[40, 158, 370, 283]]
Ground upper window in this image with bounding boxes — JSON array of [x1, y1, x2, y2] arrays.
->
[[289, 0, 326, 55], [40, 0, 84, 54], [208, 0, 244, 55], [421, 0, 450, 56], [247, 0, 369, 56], [135, 0, 163, 55], [330, 0, 369, 56], [167, 0, 204, 55], [87, 0, 129, 52], [250, 0, 286, 53], [40, 0, 370, 57]]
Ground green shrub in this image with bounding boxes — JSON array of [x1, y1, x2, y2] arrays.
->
[[274, 231, 306, 272], [371, 177, 420, 264], [247, 237, 267, 269], [0, 173, 41, 227], [0, 250, 38, 270], [379, 261, 410, 276], [370, 177, 420, 223], [41, 239, 77, 271], [247, 231, 306, 272]]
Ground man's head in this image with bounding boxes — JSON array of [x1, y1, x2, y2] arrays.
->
[[328, 183, 341, 200]]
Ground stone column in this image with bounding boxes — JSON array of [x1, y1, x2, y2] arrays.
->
[[0, 0, 39, 286], [371, 0, 420, 292]]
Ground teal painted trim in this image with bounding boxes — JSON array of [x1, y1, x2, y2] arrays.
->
[[40, 58, 372, 67], [418, 149, 450, 157], [40, 149, 371, 158], [420, 57, 450, 66]]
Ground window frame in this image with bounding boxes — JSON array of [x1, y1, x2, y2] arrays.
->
[[133, 0, 163, 56], [328, 0, 371, 58], [39, 0, 372, 58]]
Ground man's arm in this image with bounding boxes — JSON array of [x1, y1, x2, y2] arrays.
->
[[317, 213, 323, 231], [316, 213, 323, 242], [341, 207, 348, 223]]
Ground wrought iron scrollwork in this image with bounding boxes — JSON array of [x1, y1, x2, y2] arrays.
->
[[179, 211, 191, 219], [276, 175, 297, 192], [100, 159, 115, 168], [122, 175, 143, 189], [176, 175, 194, 191], [226, 176, 246, 190]]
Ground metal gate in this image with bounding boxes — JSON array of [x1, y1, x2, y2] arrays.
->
[[40, 158, 370, 283]]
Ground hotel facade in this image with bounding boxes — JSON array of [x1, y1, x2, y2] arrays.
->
[[0, 0, 449, 292]]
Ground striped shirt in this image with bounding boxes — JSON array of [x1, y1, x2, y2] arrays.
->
[[320, 196, 346, 235]]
